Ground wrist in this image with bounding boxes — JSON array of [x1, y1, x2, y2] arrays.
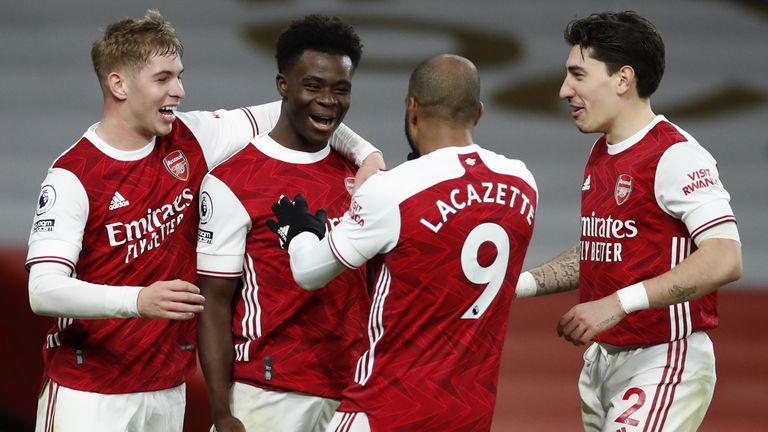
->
[[616, 282, 650, 314], [514, 271, 538, 299]]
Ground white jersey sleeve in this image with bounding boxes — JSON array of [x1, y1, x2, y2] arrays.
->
[[27, 167, 88, 270], [29, 262, 141, 318], [196, 174, 252, 277], [26, 169, 142, 318], [327, 172, 401, 269], [178, 101, 282, 169], [655, 141, 737, 242]]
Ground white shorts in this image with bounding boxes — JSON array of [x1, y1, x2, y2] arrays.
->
[[326, 411, 371, 432], [213, 382, 339, 432], [579, 331, 716, 432], [35, 379, 185, 432]]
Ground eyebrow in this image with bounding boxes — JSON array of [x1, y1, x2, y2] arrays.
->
[[567, 65, 586, 74], [152, 68, 183, 77]]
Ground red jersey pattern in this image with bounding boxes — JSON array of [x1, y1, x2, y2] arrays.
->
[[579, 117, 735, 346], [331, 146, 537, 431], [26, 107, 273, 393], [197, 137, 369, 399]]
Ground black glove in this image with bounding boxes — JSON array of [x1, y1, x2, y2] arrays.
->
[[266, 194, 328, 249]]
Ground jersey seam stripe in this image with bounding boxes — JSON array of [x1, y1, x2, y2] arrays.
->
[[361, 265, 391, 385], [642, 341, 674, 431], [651, 338, 682, 432], [196, 269, 242, 277], [658, 323, 689, 430], [690, 215, 736, 240], [366, 266, 388, 383], [650, 313, 683, 432], [329, 232, 356, 269], [240, 107, 257, 138], [648, 339, 680, 432], [244, 254, 262, 340], [25, 256, 76, 272]]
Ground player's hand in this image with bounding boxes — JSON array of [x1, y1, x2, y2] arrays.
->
[[350, 151, 385, 195], [137, 279, 205, 320], [266, 194, 327, 249], [556, 294, 626, 346], [212, 415, 246, 432]]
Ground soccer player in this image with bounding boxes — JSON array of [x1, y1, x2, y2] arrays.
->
[[514, 11, 742, 431], [25, 10, 382, 432], [195, 15, 371, 432], [267, 54, 538, 431]]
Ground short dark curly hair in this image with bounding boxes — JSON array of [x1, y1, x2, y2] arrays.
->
[[564, 11, 665, 98], [275, 14, 363, 73]]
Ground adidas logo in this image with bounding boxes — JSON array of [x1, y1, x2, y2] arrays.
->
[[277, 225, 290, 240], [109, 192, 130, 210], [581, 175, 591, 191]]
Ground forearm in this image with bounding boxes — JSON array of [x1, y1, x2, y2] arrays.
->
[[527, 243, 580, 296], [28, 262, 141, 318], [329, 123, 380, 166], [288, 233, 346, 290], [197, 276, 237, 419], [643, 238, 742, 308]]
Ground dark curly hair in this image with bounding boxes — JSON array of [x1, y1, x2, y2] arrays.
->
[[564, 11, 665, 98], [275, 14, 363, 73]]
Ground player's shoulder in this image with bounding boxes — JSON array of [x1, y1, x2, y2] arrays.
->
[[208, 140, 261, 179], [476, 146, 536, 185]]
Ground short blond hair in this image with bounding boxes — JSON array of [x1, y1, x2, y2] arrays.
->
[[91, 9, 183, 92]]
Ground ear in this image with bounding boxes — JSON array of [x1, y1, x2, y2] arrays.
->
[[616, 65, 636, 96], [473, 101, 484, 127], [106, 71, 128, 101], [276, 73, 288, 99], [406, 96, 418, 125]]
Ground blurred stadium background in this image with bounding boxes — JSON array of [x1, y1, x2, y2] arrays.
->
[[1, 0, 765, 430]]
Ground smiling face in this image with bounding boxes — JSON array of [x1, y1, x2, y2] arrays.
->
[[122, 53, 185, 140], [559, 45, 622, 136], [275, 50, 354, 151]]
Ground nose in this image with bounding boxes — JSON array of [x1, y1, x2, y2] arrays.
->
[[559, 77, 573, 100], [171, 77, 185, 100], [316, 88, 336, 106]]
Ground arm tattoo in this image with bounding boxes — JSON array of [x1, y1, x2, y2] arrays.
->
[[530, 243, 580, 295], [669, 284, 697, 303]]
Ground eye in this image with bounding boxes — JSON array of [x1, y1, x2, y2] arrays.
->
[[334, 85, 351, 95]]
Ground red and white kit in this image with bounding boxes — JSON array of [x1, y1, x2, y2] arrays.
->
[[578, 115, 736, 431], [27, 102, 376, 431], [26, 106, 280, 394], [196, 135, 370, 415], [325, 145, 537, 431]]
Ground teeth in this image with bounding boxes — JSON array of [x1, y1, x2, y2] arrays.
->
[[160, 105, 177, 112]]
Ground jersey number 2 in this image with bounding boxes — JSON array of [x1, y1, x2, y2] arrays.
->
[[460, 223, 510, 320]]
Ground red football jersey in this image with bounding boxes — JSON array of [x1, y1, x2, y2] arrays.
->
[[196, 135, 369, 399], [579, 116, 736, 346], [328, 145, 537, 431], [26, 107, 276, 393]]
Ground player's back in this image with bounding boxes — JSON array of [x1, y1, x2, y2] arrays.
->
[[336, 144, 537, 431]]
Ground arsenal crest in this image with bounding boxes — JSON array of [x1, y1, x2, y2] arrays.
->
[[614, 174, 633, 205], [163, 150, 190, 181]]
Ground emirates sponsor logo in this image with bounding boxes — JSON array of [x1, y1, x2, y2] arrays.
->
[[163, 150, 190, 181], [614, 174, 633, 206], [105, 188, 194, 263]]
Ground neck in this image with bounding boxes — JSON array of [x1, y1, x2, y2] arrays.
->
[[269, 117, 327, 153], [605, 98, 656, 145], [96, 109, 154, 151], [416, 118, 474, 155]]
